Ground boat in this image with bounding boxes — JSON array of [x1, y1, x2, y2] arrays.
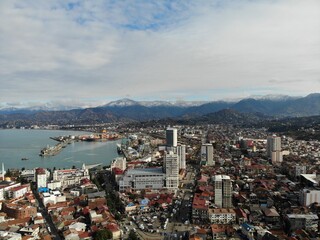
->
[[39, 143, 63, 157], [21, 157, 28, 161]]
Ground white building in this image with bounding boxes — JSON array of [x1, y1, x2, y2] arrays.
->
[[47, 181, 62, 190], [0, 231, 22, 240], [119, 168, 165, 191], [68, 222, 86, 232], [52, 165, 89, 189], [201, 144, 214, 166], [166, 128, 177, 147], [8, 185, 29, 199], [20, 169, 35, 182], [209, 208, 236, 224], [213, 175, 232, 208], [300, 189, 320, 207], [111, 157, 127, 171], [42, 190, 66, 206], [164, 152, 179, 189], [35, 168, 48, 189], [177, 144, 186, 170], [0, 181, 22, 200]]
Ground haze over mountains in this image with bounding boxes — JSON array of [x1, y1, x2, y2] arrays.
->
[[0, 93, 319, 126]]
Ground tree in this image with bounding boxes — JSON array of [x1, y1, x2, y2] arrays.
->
[[127, 230, 139, 240], [5, 169, 11, 178], [94, 229, 113, 240]]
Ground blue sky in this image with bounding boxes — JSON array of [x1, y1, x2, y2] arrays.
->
[[0, 0, 319, 108]]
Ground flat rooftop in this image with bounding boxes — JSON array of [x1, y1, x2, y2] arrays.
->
[[126, 167, 164, 176]]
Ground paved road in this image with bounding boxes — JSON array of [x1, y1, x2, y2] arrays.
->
[[32, 187, 63, 240]]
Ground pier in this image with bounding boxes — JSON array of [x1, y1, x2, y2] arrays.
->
[[40, 136, 74, 157], [40, 132, 121, 157]]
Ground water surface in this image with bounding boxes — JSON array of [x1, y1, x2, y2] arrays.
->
[[0, 129, 120, 170]]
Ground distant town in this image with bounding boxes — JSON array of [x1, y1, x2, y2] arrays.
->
[[0, 120, 320, 240]]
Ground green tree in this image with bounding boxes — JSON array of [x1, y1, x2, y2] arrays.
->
[[127, 230, 139, 240], [5, 169, 11, 178], [94, 229, 113, 240]]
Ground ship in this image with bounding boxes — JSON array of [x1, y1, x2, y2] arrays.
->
[[39, 143, 63, 157], [117, 143, 123, 154]]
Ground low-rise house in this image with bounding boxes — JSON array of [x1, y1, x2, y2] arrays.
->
[[42, 191, 66, 206], [2, 203, 37, 219], [241, 222, 255, 240], [8, 185, 30, 199], [68, 222, 86, 232], [192, 193, 209, 224], [19, 224, 40, 238], [234, 208, 248, 224], [211, 224, 234, 239], [89, 211, 103, 223], [104, 223, 121, 240], [0, 231, 22, 240]]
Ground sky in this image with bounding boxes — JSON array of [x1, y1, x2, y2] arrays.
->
[[0, 0, 319, 108]]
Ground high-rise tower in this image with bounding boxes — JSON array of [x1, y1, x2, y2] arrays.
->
[[267, 135, 282, 164], [166, 128, 177, 147], [164, 151, 179, 189], [201, 143, 214, 166], [213, 175, 232, 208], [177, 144, 186, 170]]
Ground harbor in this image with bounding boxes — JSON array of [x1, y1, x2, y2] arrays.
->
[[39, 131, 121, 157], [0, 129, 121, 170]]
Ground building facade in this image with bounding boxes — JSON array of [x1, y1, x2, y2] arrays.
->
[[213, 175, 232, 208], [177, 144, 186, 170], [267, 135, 282, 164], [111, 157, 127, 171], [35, 168, 47, 189], [118, 168, 165, 191], [201, 144, 214, 166], [208, 208, 236, 224], [164, 152, 179, 189], [166, 128, 177, 147], [52, 165, 89, 189], [300, 189, 320, 207]]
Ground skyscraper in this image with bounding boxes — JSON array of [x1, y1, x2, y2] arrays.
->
[[166, 127, 177, 147], [177, 144, 186, 169], [267, 135, 282, 164], [201, 143, 214, 166], [267, 135, 281, 156], [164, 151, 179, 189], [213, 175, 232, 208]]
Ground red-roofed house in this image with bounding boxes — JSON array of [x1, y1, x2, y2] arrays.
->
[[192, 193, 209, 224]]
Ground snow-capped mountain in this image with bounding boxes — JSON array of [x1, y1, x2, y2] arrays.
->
[[105, 98, 140, 107], [1, 93, 319, 120], [105, 99, 208, 107], [248, 94, 301, 101]]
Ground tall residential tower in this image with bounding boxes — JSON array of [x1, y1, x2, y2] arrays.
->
[[166, 128, 177, 147], [267, 135, 282, 164], [213, 175, 232, 208], [164, 151, 179, 189]]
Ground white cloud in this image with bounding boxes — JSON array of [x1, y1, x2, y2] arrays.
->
[[0, 0, 319, 106]]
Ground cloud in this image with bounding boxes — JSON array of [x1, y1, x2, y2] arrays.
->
[[0, 0, 319, 106]]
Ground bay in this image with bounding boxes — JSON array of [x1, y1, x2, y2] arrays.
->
[[0, 129, 120, 170]]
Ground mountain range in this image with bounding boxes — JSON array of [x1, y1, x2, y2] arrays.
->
[[0, 93, 319, 126]]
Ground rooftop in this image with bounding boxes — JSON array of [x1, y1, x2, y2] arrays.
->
[[126, 167, 164, 176]]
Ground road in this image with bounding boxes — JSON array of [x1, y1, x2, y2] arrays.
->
[[32, 186, 62, 240]]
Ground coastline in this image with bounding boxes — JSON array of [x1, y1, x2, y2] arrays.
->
[[0, 129, 121, 170]]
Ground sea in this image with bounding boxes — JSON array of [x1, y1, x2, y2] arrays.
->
[[0, 129, 121, 171]]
